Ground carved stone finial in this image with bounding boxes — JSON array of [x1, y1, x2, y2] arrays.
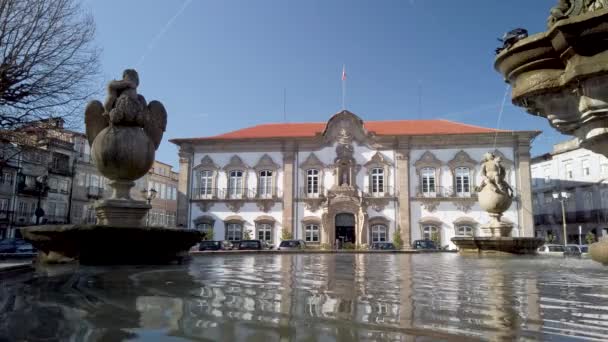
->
[[547, 0, 607, 28]]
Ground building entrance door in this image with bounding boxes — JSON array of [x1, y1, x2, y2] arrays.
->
[[335, 213, 356, 245]]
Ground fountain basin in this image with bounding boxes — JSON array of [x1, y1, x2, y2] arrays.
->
[[451, 237, 544, 254], [21, 224, 201, 265]]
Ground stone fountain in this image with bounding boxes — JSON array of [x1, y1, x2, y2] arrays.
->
[[494, 1, 608, 264], [21, 70, 201, 265], [451, 153, 543, 254]]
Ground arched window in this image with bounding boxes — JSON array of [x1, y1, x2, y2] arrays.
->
[[456, 225, 474, 237], [370, 224, 387, 242], [258, 170, 273, 198], [225, 222, 242, 241], [228, 170, 244, 198], [455, 167, 470, 196], [421, 167, 436, 196], [257, 223, 273, 243], [370, 168, 384, 195], [305, 224, 319, 242], [306, 169, 320, 196], [199, 170, 213, 198]]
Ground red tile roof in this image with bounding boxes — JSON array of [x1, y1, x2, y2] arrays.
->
[[171, 119, 509, 143]]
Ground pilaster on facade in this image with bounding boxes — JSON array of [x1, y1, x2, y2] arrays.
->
[[282, 146, 296, 235], [177, 147, 193, 227], [516, 138, 534, 237], [396, 139, 411, 246]]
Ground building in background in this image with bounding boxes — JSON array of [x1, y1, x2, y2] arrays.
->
[[172, 110, 537, 248], [531, 139, 608, 243], [0, 119, 178, 239]]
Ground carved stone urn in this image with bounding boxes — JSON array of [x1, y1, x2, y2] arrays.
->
[[478, 186, 513, 237], [85, 69, 167, 226], [494, 2, 608, 264]]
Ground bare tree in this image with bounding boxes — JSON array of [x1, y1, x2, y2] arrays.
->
[[0, 0, 100, 130]]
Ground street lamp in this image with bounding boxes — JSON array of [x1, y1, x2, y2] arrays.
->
[[552, 191, 571, 246], [141, 188, 157, 226]]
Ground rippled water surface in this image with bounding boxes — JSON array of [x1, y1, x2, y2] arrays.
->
[[1, 254, 608, 341]]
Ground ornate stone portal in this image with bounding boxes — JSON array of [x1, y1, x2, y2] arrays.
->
[[22, 70, 201, 264], [495, 2, 608, 263]]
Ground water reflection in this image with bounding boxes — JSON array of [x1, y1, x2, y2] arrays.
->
[[1, 254, 608, 341]]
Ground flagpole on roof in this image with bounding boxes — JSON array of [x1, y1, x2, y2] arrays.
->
[[341, 64, 346, 110]]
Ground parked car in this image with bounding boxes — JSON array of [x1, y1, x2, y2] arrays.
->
[[220, 240, 234, 250], [370, 242, 397, 250], [580, 245, 589, 257], [277, 240, 306, 251], [564, 244, 583, 258], [412, 240, 437, 250], [260, 241, 274, 250], [537, 244, 566, 256], [238, 240, 264, 250], [0, 239, 36, 254], [198, 241, 222, 251]]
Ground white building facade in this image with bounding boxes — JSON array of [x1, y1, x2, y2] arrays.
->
[[531, 139, 608, 243], [172, 111, 537, 248]]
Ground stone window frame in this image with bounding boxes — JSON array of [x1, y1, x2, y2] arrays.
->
[[224, 215, 245, 241], [223, 156, 250, 199], [300, 153, 326, 197], [447, 151, 477, 197], [414, 151, 442, 197], [453, 217, 478, 237], [419, 216, 442, 244], [193, 215, 215, 239], [193, 155, 220, 199], [364, 152, 393, 196], [368, 216, 390, 243], [254, 154, 280, 198], [254, 215, 276, 243], [302, 216, 322, 243]]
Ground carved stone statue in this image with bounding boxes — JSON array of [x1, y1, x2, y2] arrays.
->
[[477, 152, 513, 197], [477, 152, 514, 237], [547, 0, 608, 27], [85, 69, 167, 225]]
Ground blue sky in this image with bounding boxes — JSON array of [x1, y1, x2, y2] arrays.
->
[[85, 0, 568, 168]]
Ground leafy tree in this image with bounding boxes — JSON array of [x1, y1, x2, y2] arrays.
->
[[242, 229, 252, 240], [281, 230, 292, 241], [393, 230, 403, 249], [585, 231, 596, 245]]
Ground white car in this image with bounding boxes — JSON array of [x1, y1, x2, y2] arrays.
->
[[537, 244, 566, 256]]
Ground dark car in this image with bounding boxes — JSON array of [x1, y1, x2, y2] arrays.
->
[[370, 242, 396, 250], [412, 239, 437, 250], [0, 239, 36, 254], [277, 240, 306, 251], [199, 241, 222, 251], [564, 245, 583, 258], [238, 240, 264, 250]]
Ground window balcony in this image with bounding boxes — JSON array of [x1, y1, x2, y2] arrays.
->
[[362, 185, 397, 198], [414, 186, 476, 199], [42, 215, 68, 224], [298, 186, 326, 199]]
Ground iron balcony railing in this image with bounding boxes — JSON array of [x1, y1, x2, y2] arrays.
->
[[415, 185, 475, 198], [42, 215, 68, 224], [298, 186, 327, 199], [192, 187, 281, 200], [362, 185, 397, 198]]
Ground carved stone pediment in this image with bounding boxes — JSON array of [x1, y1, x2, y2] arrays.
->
[[364, 151, 393, 168], [196, 202, 214, 212], [256, 199, 276, 213], [363, 197, 390, 212], [419, 216, 443, 226], [321, 110, 377, 147], [453, 216, 478, 226], [452, 199, 476, 213], [415, 151, 442, 170], [419, 198, 441, 212], [254, 154, 279, 172], [194, 155, 219, 171], [193, 215, 215, 226], [300, 153, 325, 170], [303, 197, 326, 212], [225, 200, 245, 213], [223, 155, 249, 171], [448, 150, 477, 172]]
